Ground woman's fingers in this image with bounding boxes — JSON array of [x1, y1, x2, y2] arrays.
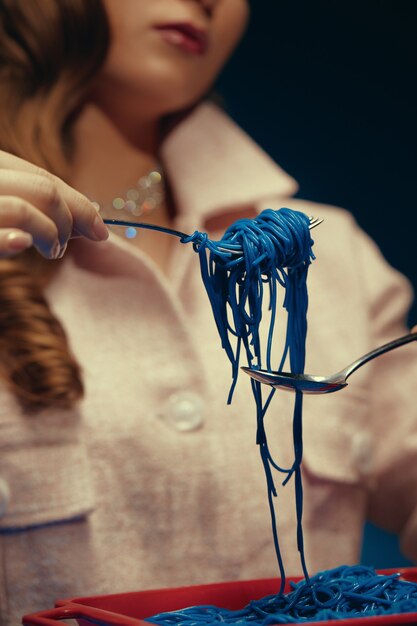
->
[[0, 150, 109, 243], [0, 197, 60, 258], [0, 169, 72, 249], [56, 176, 109, 241], [0, 229, 33, 258]]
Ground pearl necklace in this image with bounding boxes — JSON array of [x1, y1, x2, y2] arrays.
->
[[91, 168, 165, 239]]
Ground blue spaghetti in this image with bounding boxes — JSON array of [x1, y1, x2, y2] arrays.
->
[[182, 208, 314, 590], [107, 209, 417, 622], [145, 566, 417, 624]]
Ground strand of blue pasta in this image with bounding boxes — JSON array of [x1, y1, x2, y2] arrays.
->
[[268, 213, 311, 582], [285, 262, 310, 581]]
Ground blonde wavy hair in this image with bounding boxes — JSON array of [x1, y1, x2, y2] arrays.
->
[[0, 0, 110, 409]]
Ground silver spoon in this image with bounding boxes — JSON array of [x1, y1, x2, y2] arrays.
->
[[241, 332, 417, 394]]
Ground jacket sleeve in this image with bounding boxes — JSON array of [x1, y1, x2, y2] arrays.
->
[[355, 226, 417, 562], [0, 389, 94, 531]]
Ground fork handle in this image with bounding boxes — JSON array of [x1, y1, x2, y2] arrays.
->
[[340, 332, 417, 381], [103, 219, 242, 255], [103, 218, 188, 239]]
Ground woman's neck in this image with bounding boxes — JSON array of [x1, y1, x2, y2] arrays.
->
[[70, 103, 161, 206], [69, 103, 176, 273]]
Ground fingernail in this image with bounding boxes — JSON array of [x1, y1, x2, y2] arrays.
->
[[6, 232, 33, 251], [51, 240, 61, 259], [92, 215, 109, 241], [57, 243, 67, 259]]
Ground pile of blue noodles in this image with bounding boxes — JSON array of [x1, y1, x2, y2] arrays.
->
[[145, 566, 417, 624]]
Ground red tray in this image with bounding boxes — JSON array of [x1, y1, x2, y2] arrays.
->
[[22, 568, 417, 626]]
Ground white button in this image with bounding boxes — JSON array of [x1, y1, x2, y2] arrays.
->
[[0, 478, 10, 518], [163, 391, 205, 432]]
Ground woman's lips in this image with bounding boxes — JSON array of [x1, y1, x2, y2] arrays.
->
[[154, 23, 208, 55]]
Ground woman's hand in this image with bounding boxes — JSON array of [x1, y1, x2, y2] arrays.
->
[[0, 150, 108, 259]]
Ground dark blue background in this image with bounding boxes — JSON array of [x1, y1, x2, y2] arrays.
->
[[216, 0, 416, 567]]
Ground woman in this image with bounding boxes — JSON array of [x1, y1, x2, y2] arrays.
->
[[0, 1, 416, 624]]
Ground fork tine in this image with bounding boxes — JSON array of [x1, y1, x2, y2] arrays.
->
[[308, 217, 323, 230]]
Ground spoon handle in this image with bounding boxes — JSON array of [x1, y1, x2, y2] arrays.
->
[[341, 332, 417, 381]]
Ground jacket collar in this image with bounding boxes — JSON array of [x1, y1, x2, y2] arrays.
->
[[160, 102, 298, 222]]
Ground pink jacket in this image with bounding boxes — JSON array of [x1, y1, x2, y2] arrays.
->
[[1, 104, 416, 625]]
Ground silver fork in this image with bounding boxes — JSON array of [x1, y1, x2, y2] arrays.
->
[[103, 216, 323, 256]]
